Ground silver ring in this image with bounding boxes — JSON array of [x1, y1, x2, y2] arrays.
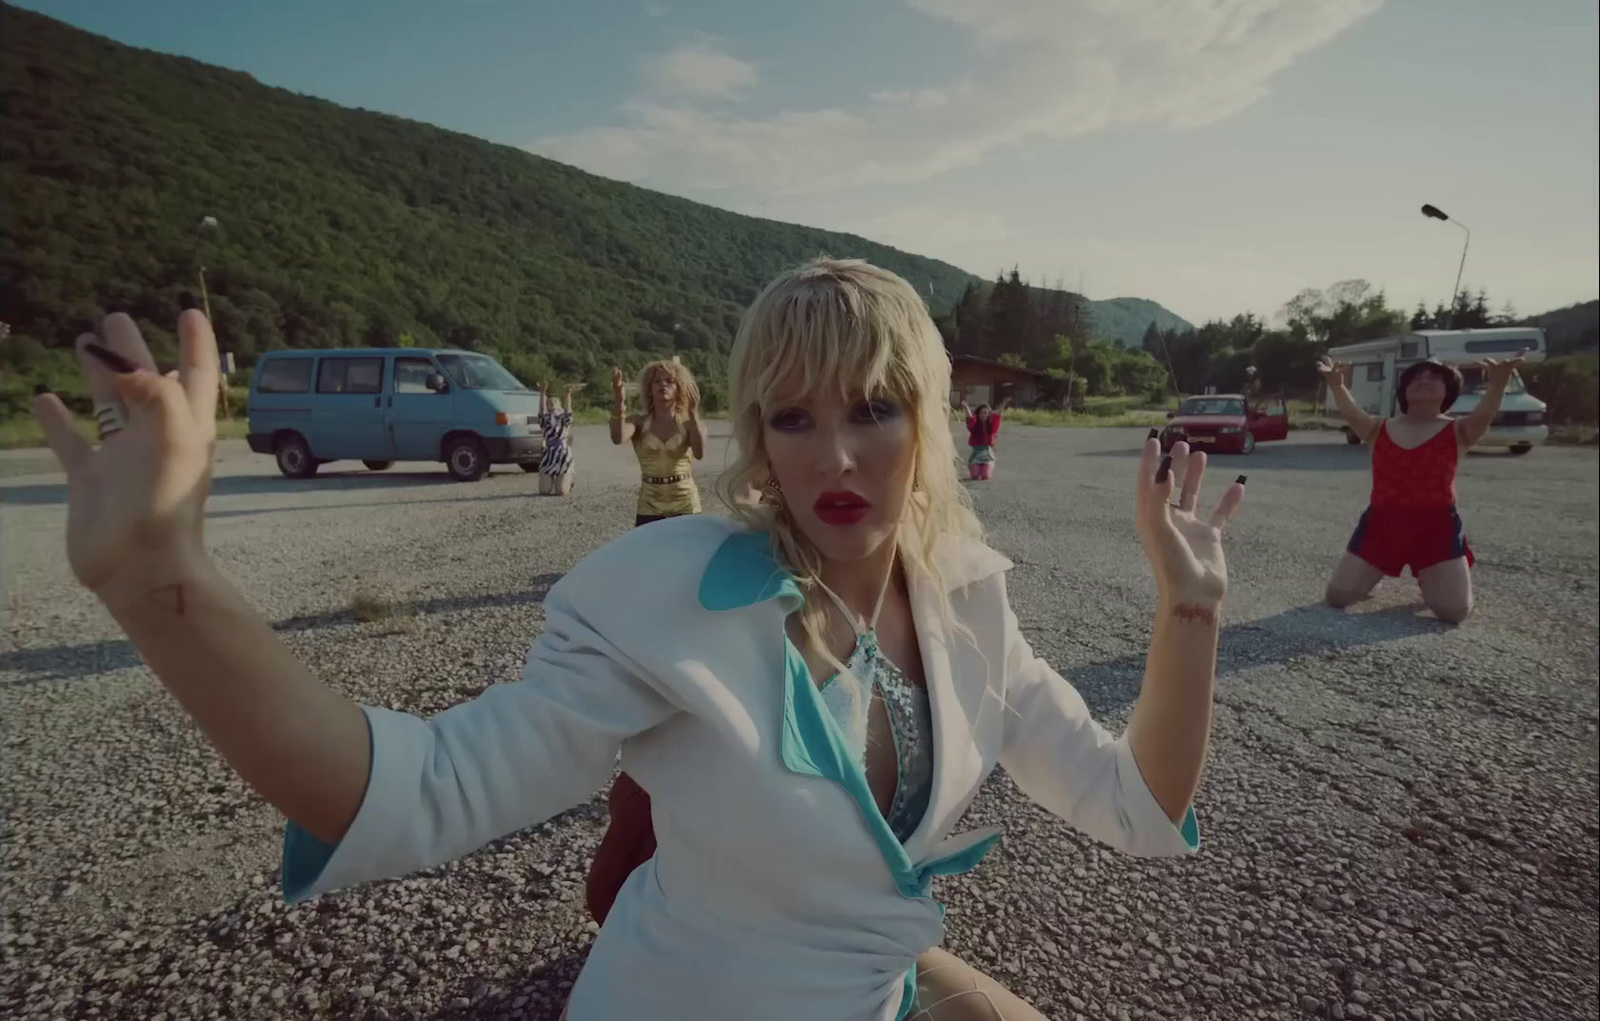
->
[[94, 402, 125, 439]]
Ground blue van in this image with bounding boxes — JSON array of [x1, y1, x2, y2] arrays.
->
[[246, 348, 545, 481]]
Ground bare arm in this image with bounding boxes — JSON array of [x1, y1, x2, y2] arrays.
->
[[1456, 356, 1523, 448], [685, 391, 707, 460], [1124, 440, 1243, 821], [36, 311, 371, 844], [687, 413, 707, 460], [99, 557, 371, 844], [1125, 598, 1219, 821], [609, 367, 635, 445], [1318, 357, 1381, 443]]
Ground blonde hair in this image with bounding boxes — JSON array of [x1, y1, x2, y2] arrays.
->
[[717, 258, 983, 711], [639, 360, 699, 422]]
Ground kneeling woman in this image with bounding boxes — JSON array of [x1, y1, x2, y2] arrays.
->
[[536, 381, 577, 496], [40, 262, 1243, 1020], [960, 398, 1008, 481], [1320, 353, 1521, 623]]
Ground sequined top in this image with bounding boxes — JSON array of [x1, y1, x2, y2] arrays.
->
[[631, 416, 702, 516], [816, 629, 935, 845]]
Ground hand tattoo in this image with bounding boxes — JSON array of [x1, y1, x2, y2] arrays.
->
[[1172, 603, 1217, 625]]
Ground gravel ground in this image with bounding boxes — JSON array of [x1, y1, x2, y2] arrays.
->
[[2, 424, 1596, 1021]]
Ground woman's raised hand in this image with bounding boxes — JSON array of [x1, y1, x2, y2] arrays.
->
[[1316, 356, 1349, 383], [33, 309, 219, 597], [1134, 438, 1245, 609]]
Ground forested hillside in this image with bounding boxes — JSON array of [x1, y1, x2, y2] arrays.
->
[[0, 5, 983, 406]]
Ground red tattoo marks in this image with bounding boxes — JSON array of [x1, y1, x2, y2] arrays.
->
[[145, 583, 186, 616], [1172, 603, 1217, 625]]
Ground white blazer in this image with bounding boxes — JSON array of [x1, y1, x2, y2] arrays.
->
[[283, 515, 1198, 1021]]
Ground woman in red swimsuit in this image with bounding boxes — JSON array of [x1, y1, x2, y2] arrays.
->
[[1320, 353, 1523, 623]]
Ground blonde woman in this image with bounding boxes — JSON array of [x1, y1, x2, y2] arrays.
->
[[610, 359, 707, 527], [37, 263, 1242, 1020], [535, 380, 578, 496]]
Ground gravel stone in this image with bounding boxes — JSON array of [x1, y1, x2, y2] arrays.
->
[[2, 428, 1596, 1021]]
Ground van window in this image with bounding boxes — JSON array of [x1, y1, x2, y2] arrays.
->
[[318, 357, 385, 394], [436, 352, 526, 391], [394, 357, 440, 394], [1400, 341, 1420, 359], [1364, 363, 1385, 382], [1460, 367, 1527, 395], [257, 357, 314, 394], [1464, 338, 1537, 354]]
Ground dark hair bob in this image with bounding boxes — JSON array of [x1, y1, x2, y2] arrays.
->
[[1397, 359, 1463, 413]]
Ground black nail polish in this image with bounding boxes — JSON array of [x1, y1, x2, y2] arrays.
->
[[1155, 455, 1173, 484], [33, 383, 51, 396], [1236, 475, 1248, 485], [1147, 428, 1159, 439], [84, 341, 139, 374], [179, 291, 199, 311]]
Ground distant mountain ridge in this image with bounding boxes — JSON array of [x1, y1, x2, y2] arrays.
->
[[1085, 296, 1194, 347], [0, 4, 1193, 395]]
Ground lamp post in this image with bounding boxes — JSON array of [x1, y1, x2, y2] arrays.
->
[[1420, 204, 1470, 327], [193, 215, 228, 417]]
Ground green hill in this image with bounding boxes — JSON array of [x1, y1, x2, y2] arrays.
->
[[0, 5, 1195, 414], [1086, 297, 1193, 348], [0, 5, 985, 408], [1522, 300, 1599, 356]]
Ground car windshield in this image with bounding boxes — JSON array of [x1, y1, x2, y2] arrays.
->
[[1178, 398, 1246, 416], [435, 352, 527, 391], [1458, 366, 1527, 395]]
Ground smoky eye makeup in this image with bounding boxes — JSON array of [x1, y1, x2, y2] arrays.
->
[[767, 407, 813, 432], [854, 397, 903, 423]]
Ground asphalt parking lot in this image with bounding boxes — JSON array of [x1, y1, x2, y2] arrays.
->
[[3, 424, 1596, 1021]]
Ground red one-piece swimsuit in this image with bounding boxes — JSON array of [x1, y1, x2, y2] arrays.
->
[[1346, 420, 1475, 577]]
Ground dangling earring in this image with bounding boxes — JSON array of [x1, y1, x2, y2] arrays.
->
[[761, 475, 784, 506]]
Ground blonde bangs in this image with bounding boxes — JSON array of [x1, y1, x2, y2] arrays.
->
[[718, 255, 982, 574], [743, 279, 920, 416]]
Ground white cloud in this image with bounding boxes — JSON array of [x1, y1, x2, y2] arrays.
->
[[534, 0, 1382, 194], [640, 41, 758, 99]]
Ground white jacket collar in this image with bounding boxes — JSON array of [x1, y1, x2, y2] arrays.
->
[[697, 527, 1012, 613]]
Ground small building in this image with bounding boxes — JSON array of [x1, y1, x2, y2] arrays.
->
[[949, 355, 1045, 408]]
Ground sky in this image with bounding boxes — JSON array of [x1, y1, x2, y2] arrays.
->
[[17, 0, 1599, 325]]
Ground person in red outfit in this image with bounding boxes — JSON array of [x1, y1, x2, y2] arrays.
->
[[959, 397, 1009, 480], [1319, 353, 1524, 623]]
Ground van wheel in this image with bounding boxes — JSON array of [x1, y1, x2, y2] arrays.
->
[[1240, 431, 1256, 455], [1509, 444, 1533, 456], [445, 436, 489, 482], [363, 460, 395, 471], [275, 435, 317, 478]]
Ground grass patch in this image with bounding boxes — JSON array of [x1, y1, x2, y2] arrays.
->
[[0, 413, 251, 449], [348, 589, 394, 623], [349, 587, 425, 634]]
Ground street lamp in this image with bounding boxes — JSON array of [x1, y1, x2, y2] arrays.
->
[[1420, 203, 1470, 328], [194, 215, 219, 321], [193, 215, 229, 418]]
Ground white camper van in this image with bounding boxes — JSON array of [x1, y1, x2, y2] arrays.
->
[[1322, 328, 1549, 454]]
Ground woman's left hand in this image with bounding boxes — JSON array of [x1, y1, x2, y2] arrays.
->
[[1480, 353, 1525, 388], [1135, 438, 1245, 607]]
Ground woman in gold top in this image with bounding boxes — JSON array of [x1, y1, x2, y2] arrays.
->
[[609, 360, 707, 527]]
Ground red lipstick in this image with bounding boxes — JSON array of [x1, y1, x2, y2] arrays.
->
[[813, 490, 871, 526]]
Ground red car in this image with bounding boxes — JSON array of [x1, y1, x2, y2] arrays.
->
[[1159, 394, 1289, 455]]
